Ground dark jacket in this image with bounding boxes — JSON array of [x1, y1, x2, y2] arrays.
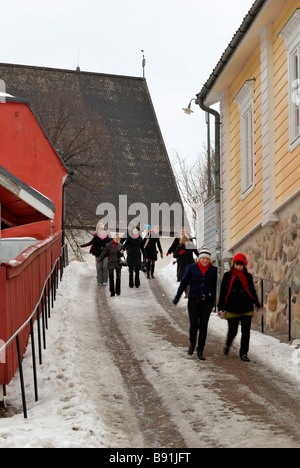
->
[[218, 270, 261, 314], [174, 263, 218, 304], [81, 234, 110, 258], [167, 236, 194, 255], [122, 236, 146, 266], [98, 241, 124, 270], [143, 234, 163, 261], [174, 243, 199, 281]]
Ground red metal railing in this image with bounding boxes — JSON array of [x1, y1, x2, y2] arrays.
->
[[0, 231, 65, 416]]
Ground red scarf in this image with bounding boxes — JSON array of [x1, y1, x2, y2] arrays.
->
[[112, 240, 118, 250], [225, 268, 256, 306], [197, 261, 210, 276]]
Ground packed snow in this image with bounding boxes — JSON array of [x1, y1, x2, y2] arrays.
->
[[0, 259, 299, 448]]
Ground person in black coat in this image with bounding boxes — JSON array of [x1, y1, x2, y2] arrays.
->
[[218, 253, 261, 362], [166, 228, 194, 282], [174, 235, 199, 282], [173, 247, 217, 361], [143, 225, 163, 279], [122, 227, 146, 288], [79, 228, 110, 285], [97, 234, 125, 297]]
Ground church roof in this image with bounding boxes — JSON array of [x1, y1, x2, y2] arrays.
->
[[0, 63, 182, 233]]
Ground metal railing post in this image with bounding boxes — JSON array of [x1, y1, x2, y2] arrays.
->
[[30, 318, 38, 403], [16, 335, 27, 419]]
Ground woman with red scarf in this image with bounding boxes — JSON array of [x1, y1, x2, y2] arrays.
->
[[218, 253, 261, 362], [173, 248, 217, 361]]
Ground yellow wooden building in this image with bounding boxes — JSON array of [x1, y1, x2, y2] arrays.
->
[[200, 0, 300, 336]]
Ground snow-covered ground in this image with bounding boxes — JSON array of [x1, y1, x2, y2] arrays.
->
[[0, 259, 300, 448]]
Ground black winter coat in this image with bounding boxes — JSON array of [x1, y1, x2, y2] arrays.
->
[[81, 234, 110, 258], [218, 270, 261, 314], [97, 241, 124, 270], [122, 236, 146, 266], [174, 243, 199, 281], [143, 235, 163, 261]]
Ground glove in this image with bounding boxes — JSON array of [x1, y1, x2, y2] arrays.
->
[[173, 297, 179, 305], [179, 249, 185, 256], [166, 252, 170, 257]]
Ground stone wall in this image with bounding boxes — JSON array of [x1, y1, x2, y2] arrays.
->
[[232, 195, 300, 340]]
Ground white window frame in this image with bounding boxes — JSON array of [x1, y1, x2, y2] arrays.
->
[[279, 9, 300, 152], [234, 80, 255, 198]]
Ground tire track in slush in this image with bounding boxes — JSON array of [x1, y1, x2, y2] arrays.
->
[[148, 276, 300, 448], [96, 286, 188, 448]]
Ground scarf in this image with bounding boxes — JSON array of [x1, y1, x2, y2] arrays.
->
[[225, 268, 256, 306], [112, 240, 118, 250], [197, 261, 210, 276]]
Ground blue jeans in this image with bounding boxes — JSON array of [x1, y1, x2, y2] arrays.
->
[[96, 256, 108, 284]]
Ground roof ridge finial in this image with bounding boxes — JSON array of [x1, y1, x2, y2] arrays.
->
[[141, 50, 146, 79]]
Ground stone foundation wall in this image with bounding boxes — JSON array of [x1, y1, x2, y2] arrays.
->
[[231, 195, 300, 340]]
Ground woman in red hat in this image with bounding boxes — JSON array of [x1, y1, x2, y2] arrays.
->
[[218, 253, 261, 361]]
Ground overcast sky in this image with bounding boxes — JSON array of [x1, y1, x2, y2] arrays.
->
[[1, 0, 255, 166]]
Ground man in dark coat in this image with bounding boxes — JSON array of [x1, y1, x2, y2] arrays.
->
[[143, 225, 163, 279], [97, 234, 124, 296], [122, 227, 146, 288]]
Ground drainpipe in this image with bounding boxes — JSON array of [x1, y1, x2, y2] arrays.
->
[[196, 96, 222, 271]]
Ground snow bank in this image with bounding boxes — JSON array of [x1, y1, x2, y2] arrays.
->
[[0, 262, 110, 448]]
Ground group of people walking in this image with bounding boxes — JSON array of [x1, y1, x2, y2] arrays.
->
[[173, 247, 262, 362], [79, 225, 163, 297], [80, 225, 262, 362]]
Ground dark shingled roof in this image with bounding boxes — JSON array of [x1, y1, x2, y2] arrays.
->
[[0, 63, 183, 233]]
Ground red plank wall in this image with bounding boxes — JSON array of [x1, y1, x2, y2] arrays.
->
[[0, 231, 62, 385]]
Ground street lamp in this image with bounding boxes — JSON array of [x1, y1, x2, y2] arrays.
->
[[182, 98, 196, 114], [182, 99, 212, 198]]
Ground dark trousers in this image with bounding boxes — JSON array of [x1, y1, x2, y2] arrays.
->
[[129, 265, 140, 288], [188, 299, 213, 352], [146, 260, 155, 278], [226, 315, 252, 356], [109, 268, 121, 296]]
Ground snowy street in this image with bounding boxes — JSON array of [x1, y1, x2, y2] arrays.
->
[[1, 260, 300, 448]]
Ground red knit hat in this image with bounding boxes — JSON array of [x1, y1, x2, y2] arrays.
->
[[233, 253, 248, 266]]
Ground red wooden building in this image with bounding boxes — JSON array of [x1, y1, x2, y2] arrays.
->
[[0, 95, 68, 239], [0, 94, 68, 405]]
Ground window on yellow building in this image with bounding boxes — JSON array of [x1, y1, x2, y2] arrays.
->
[[291, 48, 300, 144], [234, 80, 255, 198], [241, 104, 255, 195], [279, 9, 300, 151]]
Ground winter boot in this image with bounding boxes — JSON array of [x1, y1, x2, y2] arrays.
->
[[197, 349, 206, 361]]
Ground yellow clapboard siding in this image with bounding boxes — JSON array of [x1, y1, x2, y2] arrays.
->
[[276, 154, 300, 184], [224, 0, 300, 248], [276, 180, 300, 207]]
